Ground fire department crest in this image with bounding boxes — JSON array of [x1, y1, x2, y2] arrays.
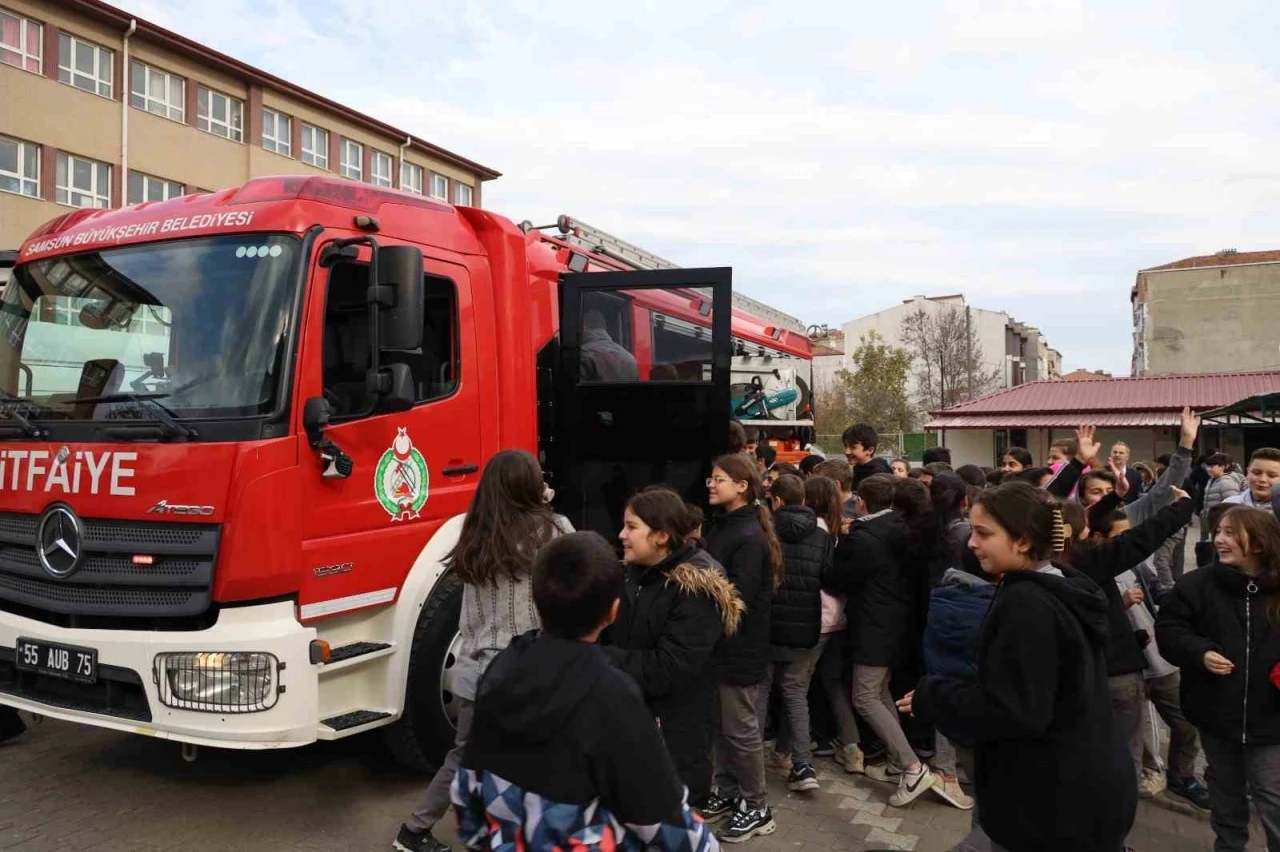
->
[[375, 428, 429, 521]]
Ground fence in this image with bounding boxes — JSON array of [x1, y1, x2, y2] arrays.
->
[[812, 432, 936, 462]]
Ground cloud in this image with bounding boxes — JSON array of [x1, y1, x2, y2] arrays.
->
[[112, 0, 1280, 376]]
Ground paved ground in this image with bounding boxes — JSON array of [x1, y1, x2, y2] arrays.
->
[[0, 713, 1263, 852]]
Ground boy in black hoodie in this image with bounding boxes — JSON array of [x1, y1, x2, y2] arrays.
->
[[843, 423, 892, 492], [452, 532, 717, 852]]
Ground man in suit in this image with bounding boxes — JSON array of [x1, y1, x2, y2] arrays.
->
[[1110, 441, 1144, 505]]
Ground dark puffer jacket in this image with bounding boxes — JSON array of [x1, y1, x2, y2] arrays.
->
[[1069, 496, 1195, 677], [1156, 561, 1280, 746], [768, 505, 831, 650], [826, 509, 912, 667], [915, 567, 1136, 852], [705, 506, 774, 686]]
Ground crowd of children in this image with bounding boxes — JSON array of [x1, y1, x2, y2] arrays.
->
[[370, 412, 1280, 852]]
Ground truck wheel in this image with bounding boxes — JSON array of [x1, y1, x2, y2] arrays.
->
[[383, 571, 464, 773]]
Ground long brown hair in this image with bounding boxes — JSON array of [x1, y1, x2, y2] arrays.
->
[[714, 453, 785, 590], [448, 449, 561, 586], [804, 475, 843, 540], [1220, 506, 1280, 623]]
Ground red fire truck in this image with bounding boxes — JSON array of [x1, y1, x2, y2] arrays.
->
[[0, 176, 811, 768]]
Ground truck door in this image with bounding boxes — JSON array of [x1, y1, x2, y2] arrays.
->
[[555, 267, 732, 540]]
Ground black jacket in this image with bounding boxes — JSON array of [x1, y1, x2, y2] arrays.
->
[[705, 506, 773, 686], [827, 509, 912, 667], [1156, 562, 1280, 746], [1121, 467, 1144, 505], [769, 505, 831, 650], [852, 457, 892, 491], [603, 545, 743, 714], [1070, 496, 1195, 677], [915, 567, 1136, 852], [456, 632, 713, 851]]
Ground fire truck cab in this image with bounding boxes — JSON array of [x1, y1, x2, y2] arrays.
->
[[0, 176, 811, 768]]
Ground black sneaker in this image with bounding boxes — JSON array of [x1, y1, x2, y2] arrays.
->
[[393, 824, 450, 852], [719, 801, 777, 843], [812, 738, 839, 757], [1167, 776, 1211, 812], [698, 790, 737, 823], [787, 764, 820, 792]]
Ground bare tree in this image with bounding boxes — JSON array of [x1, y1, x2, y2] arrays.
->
[[899, 304, 1001, 412]]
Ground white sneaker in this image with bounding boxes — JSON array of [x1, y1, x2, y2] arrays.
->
[[932, 776, 974, 810], [1139, 768, 1166, 799], [767, 751, 792, 774], [834, 743, 864, 774], [888, 766, 936, 808], [863, 761, 901, 784]]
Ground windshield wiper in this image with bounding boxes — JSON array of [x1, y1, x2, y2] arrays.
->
[[0, 391, 48, 440], [74, 392, 197, 440]]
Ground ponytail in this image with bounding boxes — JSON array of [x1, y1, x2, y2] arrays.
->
[[753, 499, 786, 591]]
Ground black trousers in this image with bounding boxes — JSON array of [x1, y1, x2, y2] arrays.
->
[[657, 676, 718, 806]]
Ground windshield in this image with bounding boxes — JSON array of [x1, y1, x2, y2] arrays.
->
[[0, 234, 300, 420]]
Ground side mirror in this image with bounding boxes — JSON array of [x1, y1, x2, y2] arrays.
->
[[376, 245, 424, 351], [368, 362, 415, 413], [302, 396, 331, 447]]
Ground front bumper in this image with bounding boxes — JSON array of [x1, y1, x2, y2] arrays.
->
[[0, 601, 318, 749]]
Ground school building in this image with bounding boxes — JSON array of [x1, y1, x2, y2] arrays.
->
[[0, 0, 500, 250]]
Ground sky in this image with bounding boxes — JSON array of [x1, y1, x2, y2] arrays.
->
[[114, 0, 1280, 376]]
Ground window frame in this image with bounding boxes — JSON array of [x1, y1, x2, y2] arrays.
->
[[261, 107, 292, 156], [0, 8, 43, 74], [429, 173, 448, 201], [0, 134, 40, 199], [55, 151, 111, 209], [129, 59, 185, 122], [196, 85, 245, 143], [454, 183, 473, 206], [339, 138, 362, 180], [400, 161, 423, 195], [321, 262, 461, 422], [369, 149, 393, 187], [300, 123, 328, 169], [127, 171, 183, 205], [57, 32, 113, 97]]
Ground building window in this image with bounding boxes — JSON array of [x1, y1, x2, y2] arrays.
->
[[0, 134, 39, 198], [197, 86, 244, 142], [58, 33, 113, 97], [429, 173, 448, 200], [56, 152, 111, 208], [400, 161, 423, 195], [127, 171, 182, 204], [454, 183, 473, 206], [0, 8, 42, 73], [262, 108, 291, 156], [300, 124, 328, 169], [339, 139, 362, 180], [370, 150, 392, 187], [130, 60, 184, 121]]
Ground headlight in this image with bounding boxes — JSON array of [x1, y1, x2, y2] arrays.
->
[[154, 652, 280, 713]]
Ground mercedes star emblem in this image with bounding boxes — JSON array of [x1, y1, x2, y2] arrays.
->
[[36, 505, 83, 578]]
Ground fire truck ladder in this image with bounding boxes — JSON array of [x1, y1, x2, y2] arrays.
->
[[522, 214, 806, 335]]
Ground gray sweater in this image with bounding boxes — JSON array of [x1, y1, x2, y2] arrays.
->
[[452, 515, 573, 702]]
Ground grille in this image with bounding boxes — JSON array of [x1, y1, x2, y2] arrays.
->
[[0, 511, 219, 623]]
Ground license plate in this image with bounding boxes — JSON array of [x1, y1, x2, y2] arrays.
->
[[14, 637, 97, 684]]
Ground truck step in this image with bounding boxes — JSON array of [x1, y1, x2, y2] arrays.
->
[[327, 642, 392, 663], [321, 710, 393, 731]]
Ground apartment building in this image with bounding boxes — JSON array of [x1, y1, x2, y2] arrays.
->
[[0, 0, 500, 249], [1131, 249, 1280, 376]]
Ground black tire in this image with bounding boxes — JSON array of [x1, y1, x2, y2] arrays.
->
[[382, 571, 464, 773]]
